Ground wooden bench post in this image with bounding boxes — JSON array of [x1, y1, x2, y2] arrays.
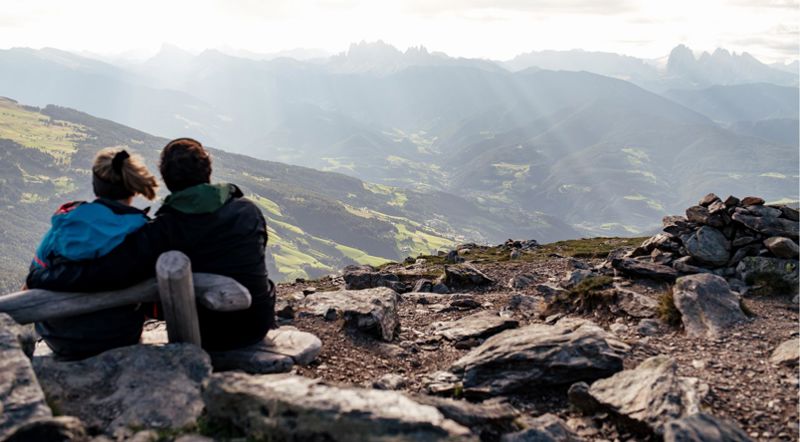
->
[[156, 251, 202, 346]]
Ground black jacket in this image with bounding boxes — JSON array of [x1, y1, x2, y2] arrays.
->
[[28, 183, 275, 352]]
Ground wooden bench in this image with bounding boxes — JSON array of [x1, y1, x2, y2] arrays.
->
[[0, 251, 251, 346]]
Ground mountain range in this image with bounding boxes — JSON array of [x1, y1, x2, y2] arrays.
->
[[0, 41, 796, 280]]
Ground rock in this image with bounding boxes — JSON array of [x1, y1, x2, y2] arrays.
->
[[33, 344, 210, 436], [450, 320, 628, 396], [450, 296, 482, 311], [274, 290, 306, 319], [509, 273, 536, 289], [3, 416, 87, 442], [423, 371, 462, 396], [744, 204, 783, 218], [740, 196, 764, 206], [686, 205, 726, 227], [560, 269, 594, 288], [611, 258, 678, 282], [210, 326, 321, 373], [672, 274, 746, 338], [731, 212, 799, 240], [413, 395, 519, 435], [736, 256, 799, 294], [296, 288, 400, 340], [446, 250, 465, 264], [432, 283, 451, 294], [708, 200, 727, 214], [413, 279, 434, 293], [723, 195, 740, 206], [501, 413, 583, 442], [203, 373, 471, 441], [615, 288, 658, 318], [372, 373, 407, 390], [726, 244, 761, 267], [0, 313, 52, 440], [572, 356, 708, 435], [663, 413, 753, 442], [510, 250, 521, 260], [0, 314, 37, 359], [506, 294, 546, 317], [732, 234, 758, 247], [769, 338, 799, 367], [342, 265, 406, 292], [610, 323, 628, 334], [699, 193, 721, 207], [779, 205, 799, 221], [432, 311, 519, 343], [444, 264, 494, 290], [684, 226, 730, 267], [634, 233, 677, 256], [636, 319, 660, 336], [535, 283, 569, 300], [763, 236, 799, 258], [672, 256, 712, 274]]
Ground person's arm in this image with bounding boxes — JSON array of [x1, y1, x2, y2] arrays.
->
[[26, 218, 172, 292]]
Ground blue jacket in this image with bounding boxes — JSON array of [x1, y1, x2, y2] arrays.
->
[[33, 199, 148, 269]]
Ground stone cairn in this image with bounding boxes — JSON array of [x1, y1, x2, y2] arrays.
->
[[630, 194, 799, 295]]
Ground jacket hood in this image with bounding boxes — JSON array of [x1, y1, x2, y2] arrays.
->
[[160, 183, 241, 215], [34, 200, 148, 268]]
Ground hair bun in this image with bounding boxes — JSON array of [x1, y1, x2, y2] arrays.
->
[[112, 150, 130, 174]]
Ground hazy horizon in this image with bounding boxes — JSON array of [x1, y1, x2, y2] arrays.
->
[[1, 0, 798, 63]]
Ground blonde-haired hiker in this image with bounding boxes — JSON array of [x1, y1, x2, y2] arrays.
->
[[28, 147, 158, 359]]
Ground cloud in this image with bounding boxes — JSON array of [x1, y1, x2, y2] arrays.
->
[[728, 0, 800, 8], [401, 0, 636, 16]]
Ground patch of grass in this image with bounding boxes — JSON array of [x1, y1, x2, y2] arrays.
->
[[658, 287, 682, 326], [0, 98, 86, 158], [530, 237, 647, 260]]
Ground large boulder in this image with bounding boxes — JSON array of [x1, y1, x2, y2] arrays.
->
[[431, 311, 519, 343], [444, 264, 494, 290], [0, 314, 37, 358], [33, 344, 211, 436], [296, 288, 400, 340], [663, 413, 752, 442], [3, 416, 87, 442], [736, 256, 799, 295], [412, 395, 519, 436], [203, 372, 471, 441], [684, 226, 730, 267], [0, 313, 52, 440], [570, 356, 707, 435], [450, 319, 628, 396], [731, 212, 799, 240], [672, 274, 747, 338]]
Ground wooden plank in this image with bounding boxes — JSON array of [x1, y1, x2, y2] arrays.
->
[[0, 274, 251, 325], [156, 251, 202, 346]]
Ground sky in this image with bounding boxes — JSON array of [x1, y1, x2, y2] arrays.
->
[[0, 0, 798, 63]]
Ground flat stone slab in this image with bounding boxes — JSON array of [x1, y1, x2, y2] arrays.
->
[[770, 338, 799, 367], [33, 343, 210, 436], [450, 319, 629, 396], [296, 288, 400, 340], [431, 311, 519, 342], [611, 258, 678, 282], [0, 313, 52, 440], [209, 326, 322, 374], [203, 372, 471, 441], [571, 356, 708, 436]]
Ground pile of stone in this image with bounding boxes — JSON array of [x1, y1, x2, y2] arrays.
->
[[619, 194, 799, 294]]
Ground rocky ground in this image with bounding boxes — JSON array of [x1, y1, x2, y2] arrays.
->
[[0, 195, 798, 442]]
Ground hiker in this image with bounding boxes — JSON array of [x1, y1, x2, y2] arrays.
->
[[27, 138, 276, 353], [28, 147, 159, 359]]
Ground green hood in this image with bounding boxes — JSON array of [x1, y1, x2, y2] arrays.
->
[[162, 183, 236, 214]]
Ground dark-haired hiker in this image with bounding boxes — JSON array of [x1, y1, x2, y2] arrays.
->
[[27, 148, 159, 359]]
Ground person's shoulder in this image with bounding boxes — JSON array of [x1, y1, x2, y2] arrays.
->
[[52, 200, 86, 216]]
